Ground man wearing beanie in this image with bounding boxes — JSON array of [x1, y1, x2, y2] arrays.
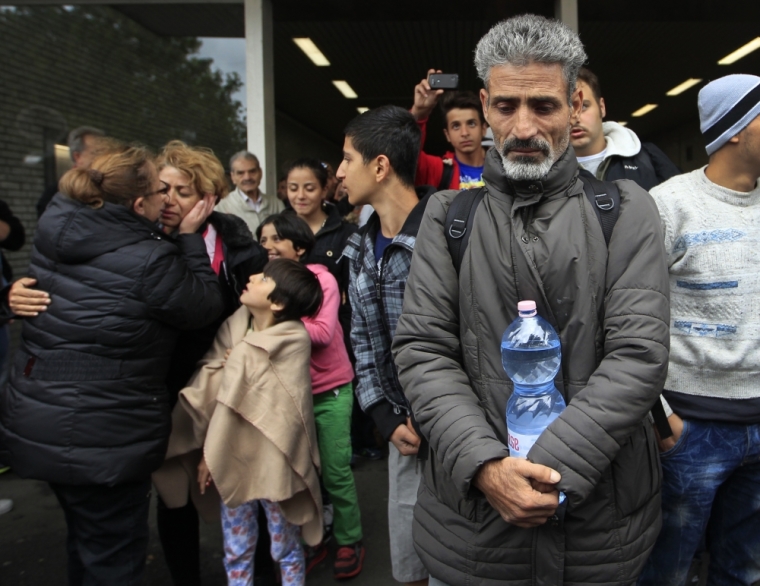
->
[[639, 74, 760, 586]]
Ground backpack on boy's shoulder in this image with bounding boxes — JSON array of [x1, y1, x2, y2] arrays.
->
[[442, 169, 672, 438]]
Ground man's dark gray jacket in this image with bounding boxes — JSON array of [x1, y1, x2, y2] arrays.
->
[[392, 146, 670, 585]]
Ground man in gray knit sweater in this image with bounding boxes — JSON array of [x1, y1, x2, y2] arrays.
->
[[640, 74, 760, 586]]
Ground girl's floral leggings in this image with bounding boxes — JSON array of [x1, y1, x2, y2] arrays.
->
[[220, 498, 304, 586]]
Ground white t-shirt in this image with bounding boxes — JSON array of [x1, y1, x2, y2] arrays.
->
[[359, 205, 374, 227], [203, 223, 218, 264], [577, 148, 607, 177]]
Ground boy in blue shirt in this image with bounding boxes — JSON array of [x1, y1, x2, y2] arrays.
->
[[411, 68, 489, 190]]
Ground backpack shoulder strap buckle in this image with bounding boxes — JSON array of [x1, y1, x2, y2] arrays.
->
[[448, 218, 467, 239], [594, 193, 615, 211], [578, 170, 621, 246], [444, 186, 487, 275]]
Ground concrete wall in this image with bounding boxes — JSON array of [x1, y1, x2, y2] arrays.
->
[[0, 5, 254, 351], [0, 5, 248, 278]]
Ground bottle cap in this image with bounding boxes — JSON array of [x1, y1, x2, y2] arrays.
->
[[517, 300, 537, 316]]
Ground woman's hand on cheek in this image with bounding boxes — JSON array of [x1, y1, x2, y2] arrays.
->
[[178, 193, 216, 235]]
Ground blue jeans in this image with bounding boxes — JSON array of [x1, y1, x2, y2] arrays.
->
[[639, 419, 760, 586]]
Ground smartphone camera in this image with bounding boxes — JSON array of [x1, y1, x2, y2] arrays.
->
[[428, 73, 459, 90]]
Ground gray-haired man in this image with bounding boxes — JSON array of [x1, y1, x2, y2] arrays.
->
[[215, 150, 284, 235], [393, 14, 670, 585], [36, 125, 106, 218]]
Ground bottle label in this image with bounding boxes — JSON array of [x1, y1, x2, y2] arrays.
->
[[508, 429, 540, 459]]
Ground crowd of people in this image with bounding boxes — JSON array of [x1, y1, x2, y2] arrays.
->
[[0, 11, 758, 586]]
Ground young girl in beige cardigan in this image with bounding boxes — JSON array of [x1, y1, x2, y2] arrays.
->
[[156, 259, 323, 586]]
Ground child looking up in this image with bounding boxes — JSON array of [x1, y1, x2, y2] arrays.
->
[[257, 212, 364, 579], [158, 258, 324, 586]]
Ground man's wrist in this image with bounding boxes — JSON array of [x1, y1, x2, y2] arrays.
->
[[473, 458, 502, 492], [410, 107, 431, 121]]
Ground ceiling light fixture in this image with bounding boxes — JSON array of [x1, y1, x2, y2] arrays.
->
[[632, 104, 658, 117], [718, 37, 760, 65], [333, 80, 358, 99], [357, 107, 369, 114], [666, 78, 703, 96], [617, 121, 628, 126], [292, 37, 330, 66]]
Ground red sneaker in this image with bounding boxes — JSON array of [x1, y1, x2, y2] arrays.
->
[[333, 542, 365, 580], [305, 542, 328, 575]]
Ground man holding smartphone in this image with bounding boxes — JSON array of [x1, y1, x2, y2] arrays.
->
[[411, 69, 489, 190]]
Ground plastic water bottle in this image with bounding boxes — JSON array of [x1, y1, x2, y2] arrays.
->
[[502, 300, 566, 459]]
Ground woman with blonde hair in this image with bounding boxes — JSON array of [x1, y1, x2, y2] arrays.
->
[[154, 140, 269, 586], [0, 145, 224, 585]]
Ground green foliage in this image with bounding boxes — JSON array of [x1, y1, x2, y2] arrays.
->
[[1, 5, 245, 165]]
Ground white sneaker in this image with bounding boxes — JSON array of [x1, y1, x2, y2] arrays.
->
[[0, 499, 13, 515]]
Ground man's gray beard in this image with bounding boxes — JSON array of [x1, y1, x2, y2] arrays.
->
[[496, 133, 569, 181]]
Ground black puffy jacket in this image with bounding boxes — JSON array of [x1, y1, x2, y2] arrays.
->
[[0, 195, 224, 486]]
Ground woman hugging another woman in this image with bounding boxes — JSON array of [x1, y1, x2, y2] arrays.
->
[[0, 144, 224, 585]]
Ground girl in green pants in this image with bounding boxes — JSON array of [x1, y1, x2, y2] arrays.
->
[[258, 213, 365, 579]]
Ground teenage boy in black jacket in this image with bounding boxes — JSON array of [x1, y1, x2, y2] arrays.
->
[[571, 67, 680, 191]]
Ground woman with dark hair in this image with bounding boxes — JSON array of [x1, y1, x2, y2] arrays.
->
[[257, 212, 365, 579], [0, 145, 224, 585], [154, 140, 270, 586], [286, 159, 383, 473], [285, 158, 357, 338]]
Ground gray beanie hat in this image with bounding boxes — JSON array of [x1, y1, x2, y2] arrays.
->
[[699, 74, 760, 156]]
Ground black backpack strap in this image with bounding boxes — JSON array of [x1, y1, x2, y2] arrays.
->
[[578, 170, 672, 438], [579, 170, 620, 246], [438, 160, 455, 191], [445, 187, 486, 276]]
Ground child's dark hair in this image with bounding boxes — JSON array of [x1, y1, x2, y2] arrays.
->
[[284, 158, 328, 189], [263, 259, 323, 322], [440, 91, 486, 126], [256, 211, 315, 260], [343, 105, 420, 188]]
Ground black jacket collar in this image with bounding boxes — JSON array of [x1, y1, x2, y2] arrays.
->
[[317, 202, 345, 236]]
